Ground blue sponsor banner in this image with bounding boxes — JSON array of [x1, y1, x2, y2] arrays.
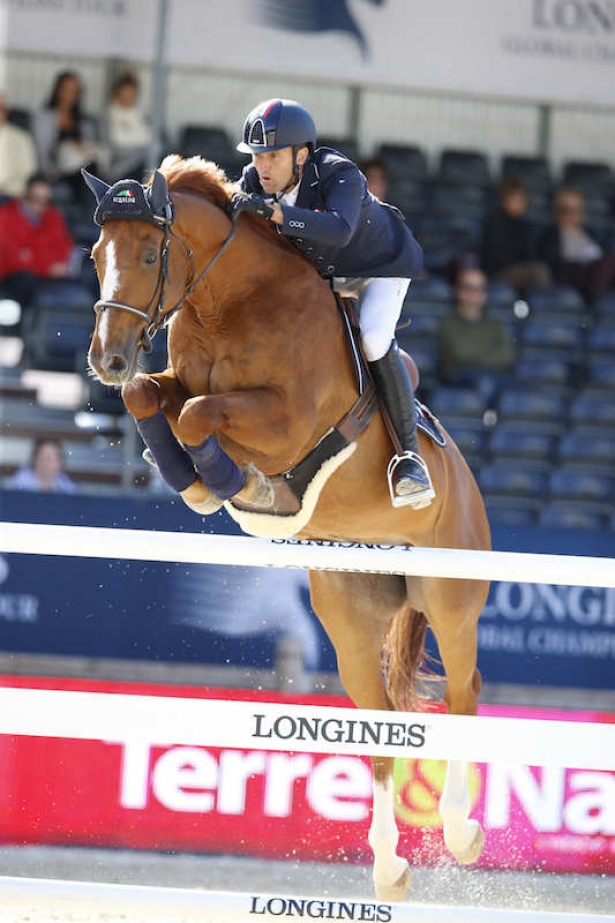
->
[[0, 491, 613, 688]]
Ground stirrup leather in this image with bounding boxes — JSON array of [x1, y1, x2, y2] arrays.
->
[[386, 451, 435, 510]]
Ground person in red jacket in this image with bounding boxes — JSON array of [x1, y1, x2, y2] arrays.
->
[[0, 172, 74, 309]]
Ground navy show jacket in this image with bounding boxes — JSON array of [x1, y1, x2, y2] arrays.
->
[[240, 147, 423, 279]]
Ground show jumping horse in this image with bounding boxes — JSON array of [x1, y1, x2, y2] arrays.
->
[[84, 156, 491, 902]]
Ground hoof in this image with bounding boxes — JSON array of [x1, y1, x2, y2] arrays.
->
[[373, 860, 412, 903], [180, 479, 223, 515], [446, 820, 485, 866], [236, 463, 275, 509]]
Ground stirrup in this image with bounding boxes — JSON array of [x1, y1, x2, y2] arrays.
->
[[386, 451, 435, 510]]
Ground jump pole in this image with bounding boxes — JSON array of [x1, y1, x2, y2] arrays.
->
[[1, 521, 614, 588], [0, 877, 607, 923]]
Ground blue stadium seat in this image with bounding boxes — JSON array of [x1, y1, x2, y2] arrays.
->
[[486, 280, 517, 309], [399, 338, 438, 382], [431, 183, 488, 217], [587, 321, 615, 353], [549, 468, 613, 505], [430, 387, 487, 423], [522, 317, 586, 353], [378, 143, 428, 181], [403, 302, 449, 338], [586, 356, 615, 390], [387, 178, 428, 215], [570, 389, 615, 431], [439, 149, 490, 186], [484, 499, 539, 527], [498, 388, 568, 429], [444, 421, 486, 462], [558, 430, 615, 471], [407, 274, 452, 303], [24, 308, 92, 372], [501, 154, 552, 192], [33, 279, 93, 313], [539, 504, 608, 532], [480, 462, 548, 498], [562, 160, 613, 194], [178, 125, 240, 174], [594, 291, 615, 319], [526, 286, 586, 313], [515, 355, 571, 388], [489, 427, 556, 470]]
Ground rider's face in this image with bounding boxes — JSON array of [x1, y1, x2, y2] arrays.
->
[[252, 146, 307, 195]]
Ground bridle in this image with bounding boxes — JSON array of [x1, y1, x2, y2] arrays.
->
[[93, 206, 238, 353]]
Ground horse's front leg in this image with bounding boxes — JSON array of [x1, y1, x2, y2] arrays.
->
[[121, 372, 223, 515], [175, 388, 293, 508], [369, 758, 412, 901]]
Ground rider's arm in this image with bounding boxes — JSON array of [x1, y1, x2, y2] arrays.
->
[[276, 165, 363, 248]]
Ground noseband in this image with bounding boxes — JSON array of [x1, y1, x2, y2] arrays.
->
[[93, 213, 238, 353]]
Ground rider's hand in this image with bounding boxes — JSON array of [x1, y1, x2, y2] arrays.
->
[[230, 192, 275, 222]]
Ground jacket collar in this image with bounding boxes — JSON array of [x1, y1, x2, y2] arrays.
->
[[294, 155, 320, 209]]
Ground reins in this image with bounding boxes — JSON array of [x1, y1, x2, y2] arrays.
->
[[93, 210, 238, 353]]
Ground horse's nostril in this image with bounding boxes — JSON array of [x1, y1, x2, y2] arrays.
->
[[106, 354, 128, 373]]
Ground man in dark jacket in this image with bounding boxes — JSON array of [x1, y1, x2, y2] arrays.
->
[[231, 98, 432, 510]]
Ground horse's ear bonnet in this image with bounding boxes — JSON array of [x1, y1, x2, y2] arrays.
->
[[81, 168, 174, 228]]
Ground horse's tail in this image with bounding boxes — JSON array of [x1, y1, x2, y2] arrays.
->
[[381, 606, 436, 712]]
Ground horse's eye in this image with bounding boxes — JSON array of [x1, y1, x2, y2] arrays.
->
[[144, 252, 158, 265]]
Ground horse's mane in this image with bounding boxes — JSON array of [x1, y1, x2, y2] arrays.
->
[[157, 154, 304, 258]]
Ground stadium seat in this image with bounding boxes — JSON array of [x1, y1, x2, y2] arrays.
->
[[431, 183, 488, 218], [549, 467, 613, 505], [558, 430, 615, 472], [402, 302, 449, 338], [430, 387, 487, 425], [562, 160, 613, 194], [438, 149, 490, 186], [32, 279, 93, 313], [7, 106, 32, 131], [522, 317, 586, 353], [444, 422, 486, 466], [318, 136, 360, 162], [483, 501, 539, 527], [570, 389, 615, 432], [387, 177, 428, 216], [489, 427, 556, 470], [587, 321, 615, 353], [526, 286, 586, 313], [23, 307, 92, 372], [586, 356, 615, 390], [407, 275, 452, 302], [377, 143, 428, 181], [593, 291, 615, 319], [539, 504, 608, 532], [515, 355, 571, 389], [178, 125, 239, 173], [501, 154, 552, 192], [480, 462, 548, 498], [486, 280, 517, 309], [497, 388, 568, 434]]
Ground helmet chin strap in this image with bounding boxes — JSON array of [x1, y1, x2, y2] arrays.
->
[[275, 146, 303, 198]]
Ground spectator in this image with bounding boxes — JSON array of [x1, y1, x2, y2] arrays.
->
[[480, 177, 551, 294], [33, 70, 104, 199], [437, 267, 515, 399], [104, 70, 151, 182], [359, 156, 390, 201], [0, 172, 75, 309], [0, 93, 38, 200], [7, 438, 78, 494], [539, 186, 615, 305]]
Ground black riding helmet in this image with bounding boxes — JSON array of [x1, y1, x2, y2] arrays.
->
[[237, 98, 316, 154]]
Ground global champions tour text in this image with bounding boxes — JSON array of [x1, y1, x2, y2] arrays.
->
[[252, 714, 427, 749]]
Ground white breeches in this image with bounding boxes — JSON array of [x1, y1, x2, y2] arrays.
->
[[333, 277, 410, 362]]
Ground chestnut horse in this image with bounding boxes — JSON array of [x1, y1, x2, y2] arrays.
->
[[85, 156, 490, 902]]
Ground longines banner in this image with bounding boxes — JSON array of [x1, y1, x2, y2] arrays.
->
[[2, 0, 615, 106]]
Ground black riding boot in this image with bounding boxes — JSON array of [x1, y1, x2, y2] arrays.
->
[[369, 341, 435, 509]]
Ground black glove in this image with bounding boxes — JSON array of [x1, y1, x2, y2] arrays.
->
[[230, 192, 275, 222]]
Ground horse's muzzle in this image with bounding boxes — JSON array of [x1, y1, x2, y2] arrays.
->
[[88, 344, 139, 387]]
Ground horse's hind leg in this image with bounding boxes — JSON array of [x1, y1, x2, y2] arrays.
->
[[416, 575, 488, 865], [309, 570, 412, 902]]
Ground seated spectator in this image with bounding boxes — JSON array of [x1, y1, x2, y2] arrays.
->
[[0, 172, 75, 309], [359, 156, 390, 201], [104, 70, 151, 182], [33, 70, 105, 200], [7, 437, 78, 494], [0, 93, 38, 200], [437, 267, 515, 399], [480, 177, 551, 294], [539, 186, 615, 305]]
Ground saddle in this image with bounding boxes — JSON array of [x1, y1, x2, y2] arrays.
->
[[229, 299, 445, 519]]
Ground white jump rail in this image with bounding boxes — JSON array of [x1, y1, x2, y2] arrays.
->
[[1, 521, 615, 588], [0, 877, 607, 923], [0, 687, 613, 769]]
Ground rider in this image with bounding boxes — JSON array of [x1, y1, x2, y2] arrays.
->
[[231, 98, 434, 510]]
